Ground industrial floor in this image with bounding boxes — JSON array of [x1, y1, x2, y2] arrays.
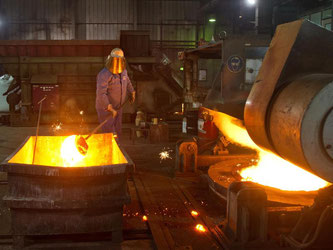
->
[[0, 124, 225, 249]]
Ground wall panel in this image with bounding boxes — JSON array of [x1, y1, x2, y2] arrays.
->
[[0, 0, 200, 42]]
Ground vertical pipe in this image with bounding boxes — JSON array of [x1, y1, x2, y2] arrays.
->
[[133, 0, 137, 30], [75, 0, 87, 39], [184, 59, 192, 93], [73, 0, 78, 39], [331, 0, 333, 31], [160, 0, 163, 50], [183, 57, 193, 111], [255, 2, 259, 33], [192, 55, 198, 91], [203, 15, 206, 41], [195, 20, 199, 46], [32, 96, 47, 164]]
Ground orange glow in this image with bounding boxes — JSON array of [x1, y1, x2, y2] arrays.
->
[[195, 224, 206, 232], [191, 210, 199, 217], [61, 135, 86, 166], [109, 57, 125, 74], [210, 110, 330, 191], [240, 151, 329, 191], [142, 215, 148, 221], [8, 133, 128, 168]]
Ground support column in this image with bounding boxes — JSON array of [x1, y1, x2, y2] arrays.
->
[[133, 0, 138, 30], [191, 55, 199, 91], [255, 4, 259, 33], [331, 0, 333, 31], [75, 0, 86, 40], [184, 59, 192, 93], [184, 58, 193, 110]]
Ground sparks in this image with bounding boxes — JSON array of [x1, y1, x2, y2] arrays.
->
[[142, 215, 148, 221], [159, 148, 173, 162], [195, 224, 206, 232], [79, 110, 84, 115], [52, 122, 62, 132], [191, 210, 199, 217]]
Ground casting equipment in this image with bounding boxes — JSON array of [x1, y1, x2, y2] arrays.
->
[[1, 133, 133, 248], [244, 20, 333, 182]]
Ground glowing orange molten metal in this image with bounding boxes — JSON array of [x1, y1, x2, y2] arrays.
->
[[8, 133, 127, 168], [191, 210, 199, 217], [209, 110, 330, 191], [61, 135, 86, 166], [195, 224, 206, 232]]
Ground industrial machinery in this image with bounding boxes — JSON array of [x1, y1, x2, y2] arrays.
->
[[176, 32, 269, 173], [244, 20, 333, 183], [177, 19, 333, 249]]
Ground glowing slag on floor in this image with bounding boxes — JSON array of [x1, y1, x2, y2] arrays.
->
[[195, 224, 206, 232]]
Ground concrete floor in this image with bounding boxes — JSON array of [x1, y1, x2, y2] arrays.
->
[[0, 123, 225, 249]]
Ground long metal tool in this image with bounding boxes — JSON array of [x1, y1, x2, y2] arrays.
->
[[32, 95, 47, 164], [76, 98, 130, 155]]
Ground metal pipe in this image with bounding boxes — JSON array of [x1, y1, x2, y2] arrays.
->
[[32, 95, 47, 164], [184, 59, 192, 93], [192, 55, 199, 90]]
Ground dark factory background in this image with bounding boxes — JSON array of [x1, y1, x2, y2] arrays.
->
[[0, 0, 332, 249], [0, 0, 331, 126]]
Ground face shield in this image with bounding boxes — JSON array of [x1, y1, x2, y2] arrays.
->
[[109, 57, 125, 74], [106, 48, 126, 74]]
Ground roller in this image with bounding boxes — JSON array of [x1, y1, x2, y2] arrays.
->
[[244, 20, 333, 182]]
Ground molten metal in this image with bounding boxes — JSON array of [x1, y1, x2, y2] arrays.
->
[[61, 135, 86, 166], [240, 151, 329, 191], [191, 210, 199, 217], [195, 224, 206, 232], [8, 133, 127, 167], [75, 135, 89, 156], [209, 109, 330, 191]]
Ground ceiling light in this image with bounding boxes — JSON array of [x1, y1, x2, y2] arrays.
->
[[247, 0, 256, 5]]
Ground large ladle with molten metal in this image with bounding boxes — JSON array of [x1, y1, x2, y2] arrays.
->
[[76, 99, 129, 155]]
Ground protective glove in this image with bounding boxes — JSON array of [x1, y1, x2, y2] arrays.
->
[[107, 104, 117, 118], [130, 91, 136, 104]]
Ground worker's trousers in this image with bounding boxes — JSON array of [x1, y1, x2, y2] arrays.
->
[[96, 108, 123, 141]]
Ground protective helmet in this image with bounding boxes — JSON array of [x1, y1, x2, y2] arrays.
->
[[106, 48, 126, 74]]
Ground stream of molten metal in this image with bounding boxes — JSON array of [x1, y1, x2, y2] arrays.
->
[[210, 110, 330, 191]]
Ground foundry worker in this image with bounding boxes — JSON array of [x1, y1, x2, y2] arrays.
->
[[96, 48, 135, 140]]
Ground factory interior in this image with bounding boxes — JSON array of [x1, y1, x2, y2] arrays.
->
[[0, 0, 332, 249]]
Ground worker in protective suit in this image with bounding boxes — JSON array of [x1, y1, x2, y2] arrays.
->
[[95, 48, 135, 140]]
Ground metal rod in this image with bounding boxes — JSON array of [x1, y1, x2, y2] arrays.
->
[[84, 98, 129, 141], [84, 113, 114, 140], [32, 96, 47, 164]]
